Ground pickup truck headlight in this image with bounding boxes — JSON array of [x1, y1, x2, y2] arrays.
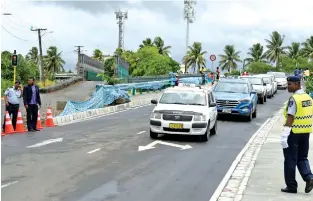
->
[[150, 112, 162, 119], [194, 115, 206, 121]]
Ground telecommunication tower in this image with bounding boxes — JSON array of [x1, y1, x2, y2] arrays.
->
[[184, 0, 196, 54], [115, 10, 128, 49]]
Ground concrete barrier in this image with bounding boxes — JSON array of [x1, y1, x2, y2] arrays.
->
[[53, 97, 153, 125]]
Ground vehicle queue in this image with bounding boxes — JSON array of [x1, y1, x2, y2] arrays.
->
[[148, 72, 288, 141]]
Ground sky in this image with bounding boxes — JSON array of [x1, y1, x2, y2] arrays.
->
[[1, 0, 313, 72]]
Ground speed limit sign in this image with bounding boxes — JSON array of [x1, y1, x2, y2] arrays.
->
[[210, 54, 216, 61]]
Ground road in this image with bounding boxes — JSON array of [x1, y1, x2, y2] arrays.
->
[[1, 90, 290, 201]]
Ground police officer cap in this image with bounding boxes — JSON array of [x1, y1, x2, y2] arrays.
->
[[287, 76, 300, 82]]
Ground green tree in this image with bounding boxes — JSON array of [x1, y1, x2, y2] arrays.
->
[[153, 36, 171, 56], [183, 42, 207, 73], [246, 43, 267, 65], [92, 49, 104, 62], [246, 62, 274, 74], [26, 47, 39, 64], [139, 38, 154, 48], [280, 56, 313, 73], [218, 45, 242, 73], [287, 42, 301, 59], [264, 31, 287, 67], [103, 57, 115, 77], [301, 36, 313, 60], [43, 46, 65, 75]]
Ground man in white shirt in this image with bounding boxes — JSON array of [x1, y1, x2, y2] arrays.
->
[[2, 81, 22, 132]]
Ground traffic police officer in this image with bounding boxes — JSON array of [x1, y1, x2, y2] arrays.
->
[[280, 76, 313, 194], [2, 81, 23, 132]]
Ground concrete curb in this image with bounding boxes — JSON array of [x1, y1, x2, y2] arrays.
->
[[53, 97, 153, 126], [209, 109, 282, 201]]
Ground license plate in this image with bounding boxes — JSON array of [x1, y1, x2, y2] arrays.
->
[[222, 109, 232, 113], [169, 123, 183, 129]]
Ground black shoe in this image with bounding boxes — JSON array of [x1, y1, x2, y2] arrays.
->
[[305, 178, 313, 193], [34, 129, 40, 131], [28, 129, 35, 132], [281, 187, 297, 194]]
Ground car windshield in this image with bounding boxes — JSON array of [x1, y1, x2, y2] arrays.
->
[[262, 77, 270, 84], [242, 77, 262, 85], [274, 73, 286, 78], [159, 91, 206, 106], [214, 82, 248, 93]]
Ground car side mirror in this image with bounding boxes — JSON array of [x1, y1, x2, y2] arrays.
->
[[251, 90, 257, 95], [263, 83, 267, 86], [209, 102, 217, 107], [151, 99, 158, 104]]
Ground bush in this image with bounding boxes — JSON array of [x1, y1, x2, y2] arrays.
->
[[37, 79, 56, 88], [305, 76, 313, 93], [246, 62, 274, 74], [1, 79, 12, 96], [39, 77, 83, 93]]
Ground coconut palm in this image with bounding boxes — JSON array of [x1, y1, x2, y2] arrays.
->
[[264, 31, 287, 67], [153, 36, 171, 56], [92, 49, 104, 62], [218, 45, 242, 72], [26, 47, 39, 64], [287, 42, 301, 60], [182, 42, 207, 73], [139, 38, 154, 49], [43, 46, 65, 74], [246, 43, 267, 64], [301, 36, 313, 60]]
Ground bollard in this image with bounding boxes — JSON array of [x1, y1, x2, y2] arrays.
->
[[139, 88, 142, 94], [132, 88, 135, 95]]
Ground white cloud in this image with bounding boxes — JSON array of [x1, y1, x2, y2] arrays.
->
[[1, 0, 313, 71]]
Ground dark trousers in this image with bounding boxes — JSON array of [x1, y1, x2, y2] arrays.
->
[[26, 104, 38, 131], [283, 132, 313, 189], [2, 103, 19, 131]]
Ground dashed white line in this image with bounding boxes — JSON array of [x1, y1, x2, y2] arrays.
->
[[137, 131, 146, 135], [87, 148, 101, 154], [1, 181, 18, 188]]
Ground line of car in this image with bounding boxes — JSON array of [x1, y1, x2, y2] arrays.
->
[[148, 72, 288, 141]]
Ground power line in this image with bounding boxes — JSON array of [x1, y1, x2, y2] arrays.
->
[[1, 25, 28, 41]]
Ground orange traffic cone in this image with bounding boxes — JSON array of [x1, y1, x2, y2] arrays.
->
[[45, 106, 55, 127], [36, 111, 43, 129], [15, 110, 27, 133], [4, 111, 15, 134]]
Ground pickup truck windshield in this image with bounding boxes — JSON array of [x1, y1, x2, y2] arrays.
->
[[214, 82, 248, 93], [159, 91, 206, 106], [242, 78, 262, 85]]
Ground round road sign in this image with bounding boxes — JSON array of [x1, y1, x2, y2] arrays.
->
[[210, 54, 216, 61]]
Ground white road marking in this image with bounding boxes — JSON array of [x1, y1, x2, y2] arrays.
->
[[27, 138, 63, 148], [138, 140, 192, 151], [87, 148, 101, 154], [1, 181, 18, 188], [137, 131, 146, 135], [209, 117, 271, 201], [57, 104, 152, 126]]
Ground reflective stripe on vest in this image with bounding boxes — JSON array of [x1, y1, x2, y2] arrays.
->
[[284, 93, 313, 134]]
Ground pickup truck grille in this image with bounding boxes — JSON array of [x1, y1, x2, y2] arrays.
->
[[216, 100, 240, 108], [163, 114, 193, 121]]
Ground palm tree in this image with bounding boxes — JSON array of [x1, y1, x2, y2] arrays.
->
[[153, 36, 171, 56], [246, 43, 267, 64], [264, 31, 287, 67], [182, 42, 207, 73], [26, 47, 39, 64], [92, 49, 104, 62], [43, 46, 65, 74], [301, 36, 313, 60], [287, 42, 301, 60], [139, 38, 154, 48], [218, 45, 242, 73]]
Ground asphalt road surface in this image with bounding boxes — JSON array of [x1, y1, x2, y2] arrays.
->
[[1, 89, 290, 201]]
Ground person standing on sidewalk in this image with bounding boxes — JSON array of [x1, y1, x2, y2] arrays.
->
[[280, 76, 313, 194], [23, 77, 41, 132], [2, 81, 23, 132]]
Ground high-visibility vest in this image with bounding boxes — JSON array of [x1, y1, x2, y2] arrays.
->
[[284, 93, 313, 133]]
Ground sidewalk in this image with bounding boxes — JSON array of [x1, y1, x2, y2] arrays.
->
[[214, 110, 313, 201]]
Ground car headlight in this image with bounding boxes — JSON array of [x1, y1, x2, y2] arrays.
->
[[150, 112, 162, 119], [194, 115, 206, 121], [241, 106, 250, 112]]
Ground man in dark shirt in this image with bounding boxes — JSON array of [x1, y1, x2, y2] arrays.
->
[[23, 77, 41, 132]]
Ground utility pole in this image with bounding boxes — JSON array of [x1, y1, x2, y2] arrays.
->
[[115, 9, 128, 50], [184, 0, 196, 73], [31, 27, 47, 82], [74, 45, 84, 78]]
